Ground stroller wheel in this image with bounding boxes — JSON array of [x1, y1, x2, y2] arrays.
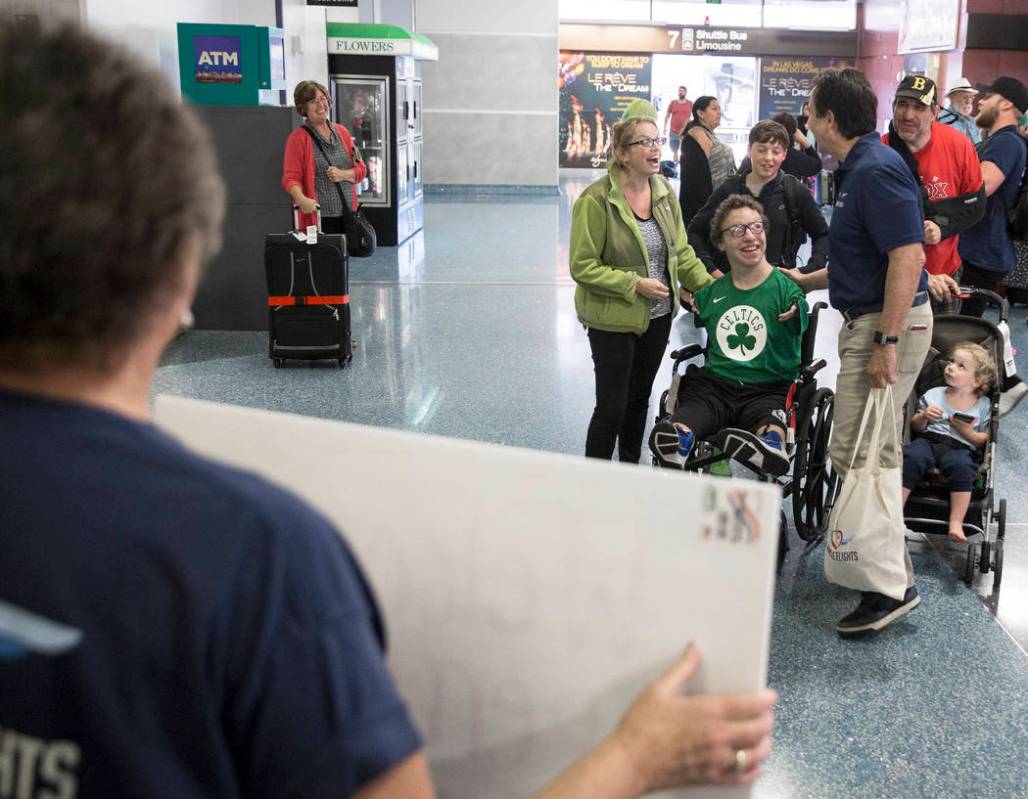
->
[[963, 544, 978, 585], [777, 511, 789, 573], [980, 541, 991, 575], [994, 540, 1005, 584]]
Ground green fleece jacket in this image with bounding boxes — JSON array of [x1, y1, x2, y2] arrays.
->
[[570, 169, 713, 334]]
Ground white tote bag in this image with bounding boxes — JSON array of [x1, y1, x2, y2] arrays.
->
[[824, 387, 909, 601]]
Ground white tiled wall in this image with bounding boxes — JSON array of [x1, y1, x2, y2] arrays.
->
[[415, 0, 558, 187]]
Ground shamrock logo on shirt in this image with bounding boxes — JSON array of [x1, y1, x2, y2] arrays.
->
[[715, 305, 767, 363], [727, 322, 757, 355]]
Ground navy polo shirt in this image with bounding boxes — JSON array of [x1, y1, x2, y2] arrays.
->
[[958, 125, 1027, 273], [827, 132, 927, 313], [0, 390, 422, 798]]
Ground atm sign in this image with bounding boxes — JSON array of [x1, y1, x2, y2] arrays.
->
[[194, 35, 243, 84]]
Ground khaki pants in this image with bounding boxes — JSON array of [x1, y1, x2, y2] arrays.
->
[[829, 302, 933, 590]]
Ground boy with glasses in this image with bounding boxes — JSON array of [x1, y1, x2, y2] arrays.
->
[[650, 195, 808, 476]]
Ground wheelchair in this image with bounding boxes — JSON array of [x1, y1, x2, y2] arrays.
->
[[651, 301, 840, 568]]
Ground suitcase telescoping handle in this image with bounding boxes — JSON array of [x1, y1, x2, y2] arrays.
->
[[293, 204, 322, 234]]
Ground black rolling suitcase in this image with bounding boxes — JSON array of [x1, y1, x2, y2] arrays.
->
[[265, 208, 352, 368]]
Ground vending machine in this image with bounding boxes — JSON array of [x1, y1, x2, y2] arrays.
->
[[327, 24, 436, 246]]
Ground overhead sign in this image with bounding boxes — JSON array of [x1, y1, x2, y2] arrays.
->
[[675, 26, 754, 54], [898, 0, 960, 53], [560, 23, 856, 59], [327, 22, 438, 61]]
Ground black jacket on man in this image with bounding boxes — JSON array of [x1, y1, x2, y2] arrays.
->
[[686, 171, 829, 273]]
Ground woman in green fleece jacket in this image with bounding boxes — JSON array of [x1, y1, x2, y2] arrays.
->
[[570, 101, 714, 462]]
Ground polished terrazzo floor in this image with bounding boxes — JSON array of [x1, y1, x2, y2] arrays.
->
[[156, 173, 1027, 797]]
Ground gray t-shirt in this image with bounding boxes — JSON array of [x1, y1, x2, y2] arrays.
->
[[696, 126, 737, 189], [636, 214, 671, 319]]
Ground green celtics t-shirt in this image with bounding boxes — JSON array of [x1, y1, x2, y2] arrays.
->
[[694, 268, 809, 383]]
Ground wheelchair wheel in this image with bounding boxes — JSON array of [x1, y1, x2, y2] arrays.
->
[[792, 388, 838, 542], [655, 390, 669, 423]]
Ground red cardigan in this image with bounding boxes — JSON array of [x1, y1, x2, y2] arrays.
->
[[282, 123, 367, 230]]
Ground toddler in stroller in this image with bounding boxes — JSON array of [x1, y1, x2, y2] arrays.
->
[[902, 342, 997, 542], [902, 288, 1009, 583]]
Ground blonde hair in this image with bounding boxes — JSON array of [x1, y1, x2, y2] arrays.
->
[[607, 117, 657, 171], [952, 342, 998, 395]]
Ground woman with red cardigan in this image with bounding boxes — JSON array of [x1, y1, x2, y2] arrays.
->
[[282, 80, 367, 234]]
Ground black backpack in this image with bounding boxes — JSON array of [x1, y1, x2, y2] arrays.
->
[[976, 134, 1028, 242], [779, 174, 809, 268], [1007, 166, 1028, 241]]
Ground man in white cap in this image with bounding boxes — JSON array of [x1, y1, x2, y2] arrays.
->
[[938, 77, 981, 145]]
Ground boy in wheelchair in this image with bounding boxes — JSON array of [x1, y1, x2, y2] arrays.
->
[[902, 342, 997, 541], [649, 195, 808, 477]]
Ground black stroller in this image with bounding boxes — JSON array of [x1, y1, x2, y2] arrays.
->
[[902, 288, 1009, 584]]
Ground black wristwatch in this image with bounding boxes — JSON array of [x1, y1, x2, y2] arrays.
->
[[872, 330, 899, 345]]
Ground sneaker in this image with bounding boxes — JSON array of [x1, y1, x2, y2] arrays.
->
[[998, 378, 1028, 417], [835, 586, 920, 635], [722, 428, 790, 477], [757, 430, 789, 471], [649, 421, 686, 468]]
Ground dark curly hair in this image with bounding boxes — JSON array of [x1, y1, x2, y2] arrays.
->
[[0, 22, 225, 372]]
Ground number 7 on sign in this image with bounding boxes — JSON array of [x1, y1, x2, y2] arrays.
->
[[667, 30, 679, 49]]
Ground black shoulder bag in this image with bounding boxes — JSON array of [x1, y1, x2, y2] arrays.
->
[[303, 125, 377, 257]]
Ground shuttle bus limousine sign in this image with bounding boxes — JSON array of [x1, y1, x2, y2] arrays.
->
[[671, 26, 752, 53]]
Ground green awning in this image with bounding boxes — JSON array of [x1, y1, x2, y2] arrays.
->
[[327, 23, 438, 61]]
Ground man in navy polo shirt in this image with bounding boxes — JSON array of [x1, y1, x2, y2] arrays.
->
[[0, 23, 777, 799], [957, 77, 1028, 416], [806, 69, 933, 635]]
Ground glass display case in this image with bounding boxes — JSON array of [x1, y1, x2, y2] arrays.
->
[[330, 54, 424, 246], [333, 76, 390, 206]]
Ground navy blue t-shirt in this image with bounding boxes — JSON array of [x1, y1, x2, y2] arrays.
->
[[827, 132, 928, 313], [0, 390, 421, 798], [958, 125, 1027, 272]]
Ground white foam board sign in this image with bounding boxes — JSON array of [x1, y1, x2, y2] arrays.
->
[[154, 395, 781, 799]]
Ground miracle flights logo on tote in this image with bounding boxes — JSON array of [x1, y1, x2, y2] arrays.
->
[[194, 35, 243, 84]]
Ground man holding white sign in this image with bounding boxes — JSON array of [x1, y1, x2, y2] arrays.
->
[[0, 22, 775, 799]]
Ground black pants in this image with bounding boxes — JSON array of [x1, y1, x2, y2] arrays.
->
[[959, 262, 1004, 318], [585, 314, 672, 462]]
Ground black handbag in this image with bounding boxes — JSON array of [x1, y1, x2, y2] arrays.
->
[[303, 125, 377, 257]]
